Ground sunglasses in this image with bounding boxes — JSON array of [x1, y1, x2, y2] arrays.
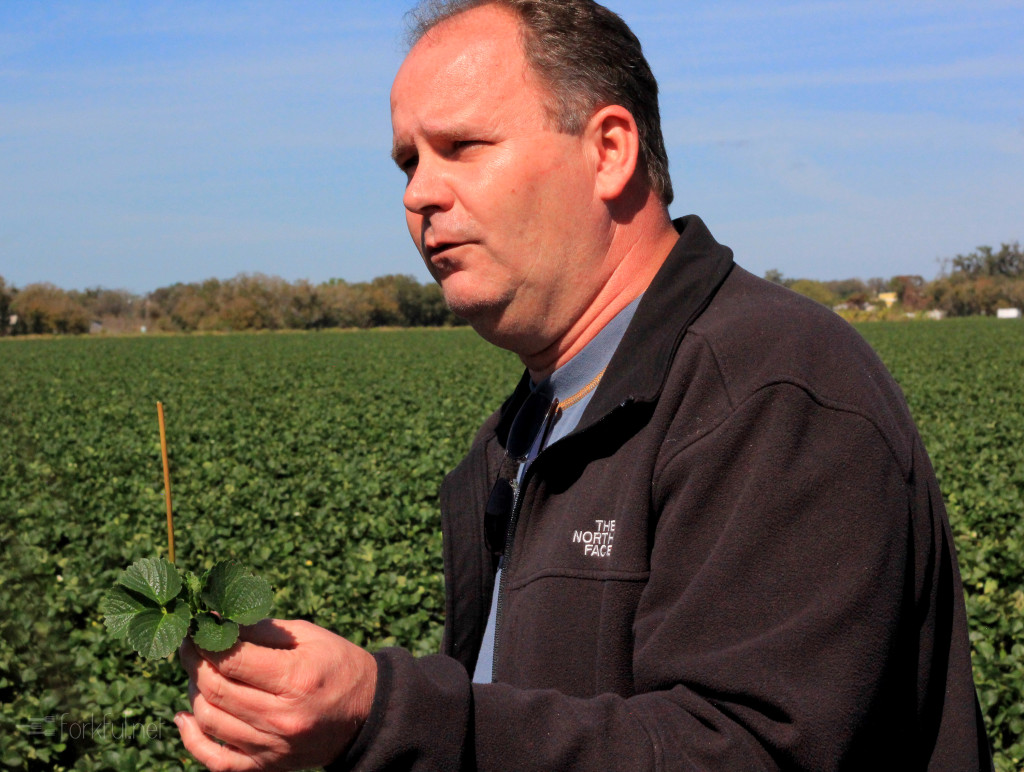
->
[[484, 391, 561, 563]]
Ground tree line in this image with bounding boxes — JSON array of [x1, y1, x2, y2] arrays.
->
[[0, 273, 463, 336], [765, 242, 1024, 319], [1, 242, 1022, 336]]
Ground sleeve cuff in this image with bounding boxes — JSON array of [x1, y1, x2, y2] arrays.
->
[[325, 648, 472, 772]]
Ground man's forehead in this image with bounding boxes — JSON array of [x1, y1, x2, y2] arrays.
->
[[409, 3, 522, 53], [391, 12, 537, 126], [393, 5, 528, 90]]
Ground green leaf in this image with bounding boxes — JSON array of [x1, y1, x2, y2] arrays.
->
[[116, 557, 182, 605], [125, 598, 192, 659], [99, 586, 157, 640], [192, 612, 240, 652], [202, 562, 272, 625], [185, 570, 203, 614]]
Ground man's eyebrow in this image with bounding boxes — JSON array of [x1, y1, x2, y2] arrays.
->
[[391, 124, 484, 165], [391, 141, 410, 166]]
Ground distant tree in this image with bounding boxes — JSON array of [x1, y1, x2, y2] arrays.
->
[[927, 243, 1024, 316], [145, 280, 222, 331], [788, 279, 838, 308], [889, 275, 927, 311], [10, 283, 89, 334], [286, 280, 330, 330], [395, 275, 453, 326], [928, 273, 1024, 317], [77, 287, 138, 319], [844, 292, 870, 310], [146, 283, 198, 331], [220, 274, 289, 331], [951, 242, 1024, 278], [763, 269, 787, 285], [866, 277, 887, 295], [320, 280, 373, 329], [0, 275, 13, 336], [364, 275, 409, 326], [824, 278, 868, 301]]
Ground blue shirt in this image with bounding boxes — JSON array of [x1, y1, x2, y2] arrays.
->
[[472, 294, 642, 683]]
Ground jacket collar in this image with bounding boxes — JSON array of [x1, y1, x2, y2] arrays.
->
[[496, 214, 734, 442], [586, 214, 734, 417]]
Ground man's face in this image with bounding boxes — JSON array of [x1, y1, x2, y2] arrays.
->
[[390, 6, 609, 354]]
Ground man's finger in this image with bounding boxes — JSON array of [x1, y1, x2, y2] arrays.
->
[[192, 652, 284, 730], [175, 712, 262, 772], [183, 620, 294, 696], [197, 640, 296, 695], [190, 692, 285, 756], [200, 619, 322, 694], [237, 617, 300, 648], [179, 636, 201, 678]]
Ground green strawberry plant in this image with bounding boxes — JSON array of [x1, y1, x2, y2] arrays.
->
[[100, 557, 272, 658]]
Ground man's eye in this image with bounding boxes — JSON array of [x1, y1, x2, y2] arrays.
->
[[398, 156, 417, 175]]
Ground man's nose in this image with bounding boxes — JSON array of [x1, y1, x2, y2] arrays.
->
[[403, 157, 453, 215]]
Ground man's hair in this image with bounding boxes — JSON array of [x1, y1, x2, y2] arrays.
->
[[407, 0, 674, 206]]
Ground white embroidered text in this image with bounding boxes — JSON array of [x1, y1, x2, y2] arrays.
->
[[572, 519, 615, 557]]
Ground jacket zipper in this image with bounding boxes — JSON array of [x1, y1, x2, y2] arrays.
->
[[488, 398, 635, 681], [490, 462, 529, 681]]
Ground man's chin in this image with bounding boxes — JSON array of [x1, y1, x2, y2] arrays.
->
[[445, 297, 499, 331], [443, 293, 519, 347], [442, 286, 505, 324]]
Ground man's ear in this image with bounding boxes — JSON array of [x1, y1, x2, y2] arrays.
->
[[586, 104, 640, 202]]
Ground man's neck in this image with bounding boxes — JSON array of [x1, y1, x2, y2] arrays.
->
[[522, 210, 679, 381]]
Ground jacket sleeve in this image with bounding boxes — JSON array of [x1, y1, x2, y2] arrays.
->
[[332, 383, 987, 771]]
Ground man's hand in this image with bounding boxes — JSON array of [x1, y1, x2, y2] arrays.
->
[[175, 618, 377, 772]]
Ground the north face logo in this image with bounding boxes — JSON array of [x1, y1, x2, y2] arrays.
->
[[572, 519, 615, 557]]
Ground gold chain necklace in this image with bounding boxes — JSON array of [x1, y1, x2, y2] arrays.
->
[[557, 367, 606, 410]]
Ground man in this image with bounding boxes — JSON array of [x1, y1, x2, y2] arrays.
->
[[176, 1, 992, 770]]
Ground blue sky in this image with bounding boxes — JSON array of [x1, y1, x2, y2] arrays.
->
[[1, 0, 1022, 294]]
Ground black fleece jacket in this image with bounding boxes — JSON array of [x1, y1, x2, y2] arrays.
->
[[336, 215, 991, 771]]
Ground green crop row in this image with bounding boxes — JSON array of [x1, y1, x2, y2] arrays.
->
[[858, 319, 1024, 769], [0, 330, 519, 770], [1, 320, 1021, 770]]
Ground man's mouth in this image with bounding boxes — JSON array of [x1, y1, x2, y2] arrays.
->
[[423, 239, 470, 263]]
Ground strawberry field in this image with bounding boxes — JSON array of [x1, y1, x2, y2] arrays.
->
[[1, 320, 1022, 770]]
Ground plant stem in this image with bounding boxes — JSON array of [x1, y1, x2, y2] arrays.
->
[[157, 402, 175, 564]]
